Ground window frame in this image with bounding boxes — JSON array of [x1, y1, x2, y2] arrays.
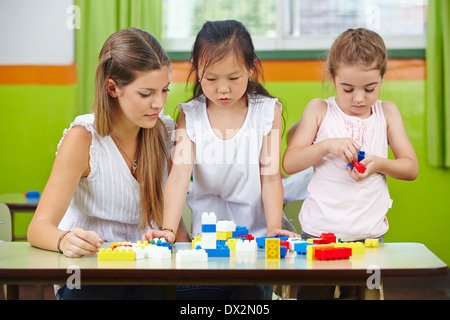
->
[[162, 0, 427, 60]]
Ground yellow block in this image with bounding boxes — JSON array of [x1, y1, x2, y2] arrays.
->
[[192, 237, 202, 249], [335, 242, 365, 254], [265, 238, 280, 260], [98, 248, 136, 261], [217, 231, 233, 241], [226, 239, 240, 250], [365, 239, 379, 247]]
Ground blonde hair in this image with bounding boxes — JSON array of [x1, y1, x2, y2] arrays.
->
[[93, 28, 170, 229], [326, 28, 388, 79]]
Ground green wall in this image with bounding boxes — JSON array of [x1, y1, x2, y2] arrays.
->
[[1, 79, 449, 266]]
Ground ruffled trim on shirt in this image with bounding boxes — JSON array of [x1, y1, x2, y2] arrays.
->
[[248, 94, 281, 136], [56, 114, 99, 178], [179, 96, 206, 143]]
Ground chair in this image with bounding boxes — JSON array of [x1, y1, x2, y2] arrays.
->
[[0, 202, 12, 242]]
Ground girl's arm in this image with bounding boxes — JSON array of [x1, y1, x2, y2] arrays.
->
[[160, 111, 194, 243], [27, 126, 103, 257], [283, 99, 361, 174], [354, 101, 418, 181], [261, 104, 297, 238]]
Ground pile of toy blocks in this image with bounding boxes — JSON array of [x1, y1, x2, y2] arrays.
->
[[97, 239, 172, 261], [178, 212, 258, 262]]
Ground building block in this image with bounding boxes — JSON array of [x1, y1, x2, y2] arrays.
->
[[288, 238, 305, 251], [225, 238, 241, 251], [294, 242, 316, 255], [265, 238, 280, 260], [306, 244, 335, 260], [98, 248, 136, 261], [192, 237, 202, 249], [202, 211, 217, 224], [256, 236, 288, 249], [233, 226, 249, 237], [280, 245, 287, 258], [365, 239, 379, 247], [217, 220, 236, 232], [320, 233, 337, 244], [236, 234, 254, 241], [235, 240, 257, 252], [205, 245, 230, 257], [144, 245, 171, 259], [176, 249, 208, 263], [217, 231, 233, 241], [335, 242, 365, 254], [202, 224, 217, 233], [347, 151, 367, 173], [314, 247, 352, 260]]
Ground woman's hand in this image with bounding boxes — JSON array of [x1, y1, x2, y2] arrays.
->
[[59, 227, 103, 258]]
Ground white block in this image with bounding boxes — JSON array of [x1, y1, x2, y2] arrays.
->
[[176, 249, 208, 263], [236, 240, 257, 252], [202, 212, 217, 225], [217, 220, 236, 232], [144, 246, 171, 259]]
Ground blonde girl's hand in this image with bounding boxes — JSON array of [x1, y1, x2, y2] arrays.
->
[[59, 227, 103, 258], [326, 138, 361, 164], [347, 154, 379, 182], [141, 228, 176, 244]]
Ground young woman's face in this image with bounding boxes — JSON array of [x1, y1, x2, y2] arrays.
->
[[109, 66, 170, 129], [333, 65, 383, 119], [199, 54, 252, 109]]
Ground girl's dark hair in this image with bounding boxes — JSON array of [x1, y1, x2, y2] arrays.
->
[[188, 20, 274, 103]]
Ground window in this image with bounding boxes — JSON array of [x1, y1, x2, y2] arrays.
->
[[162, 0, 427, 53]]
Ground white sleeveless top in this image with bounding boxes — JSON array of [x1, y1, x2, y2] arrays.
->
[[56, 112, 175, 242], [300, 97, 392, 241], [180, 94, 281, 238]]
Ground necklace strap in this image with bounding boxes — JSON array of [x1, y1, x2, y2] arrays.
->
[[111, 135, 139, 174]]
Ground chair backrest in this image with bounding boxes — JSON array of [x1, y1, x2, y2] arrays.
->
[[283, 200, 304, 234], [0, 202, 12, 242]]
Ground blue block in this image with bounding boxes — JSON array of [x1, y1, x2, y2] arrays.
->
[[294, 242, 316, 255], [232, 226, 249, 237], [358, 151, 366, 161], [205, 246, 230, 257], [202, 224, 217, 232], [280, 245, 287, 258]]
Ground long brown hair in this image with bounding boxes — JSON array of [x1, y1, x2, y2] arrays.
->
[[93, 28, 170, 229]]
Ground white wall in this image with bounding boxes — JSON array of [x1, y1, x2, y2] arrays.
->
[[0, 0, 75, 65]]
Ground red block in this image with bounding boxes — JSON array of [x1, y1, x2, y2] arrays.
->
[[320, 233, 336, 244], [353, 161, 366, 173], [314, 247, 352, 260]]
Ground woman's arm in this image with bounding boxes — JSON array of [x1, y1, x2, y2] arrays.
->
[[27, 126, 103, 257]]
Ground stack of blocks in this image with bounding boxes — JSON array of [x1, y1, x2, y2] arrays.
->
[[201, 212, 217, 249]]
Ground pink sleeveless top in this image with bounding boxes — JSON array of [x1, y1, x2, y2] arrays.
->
[[299, 97, 392, 241]]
